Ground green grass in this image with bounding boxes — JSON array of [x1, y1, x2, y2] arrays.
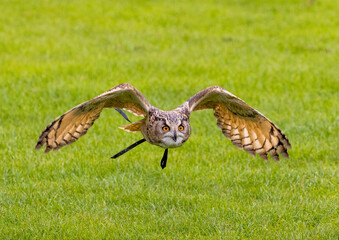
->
[[1, 0, 338, 239]]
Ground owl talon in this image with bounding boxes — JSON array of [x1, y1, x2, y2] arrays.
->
[[160, 149, 168, 169]]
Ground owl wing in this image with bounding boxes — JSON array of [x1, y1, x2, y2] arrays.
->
[[185, 86, 291, 161], [35, 83, 150, 153]]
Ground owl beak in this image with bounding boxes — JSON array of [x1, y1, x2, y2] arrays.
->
[[172, 132, 177, 142]]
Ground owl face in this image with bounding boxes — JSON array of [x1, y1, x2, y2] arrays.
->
[[145, 110, 191, 148]]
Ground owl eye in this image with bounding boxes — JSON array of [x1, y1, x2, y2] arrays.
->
[[178, 125, 184, 131], [162, 126, 170, 131]]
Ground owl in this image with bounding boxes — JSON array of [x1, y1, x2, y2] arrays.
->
[[35, 83, 291, 168]]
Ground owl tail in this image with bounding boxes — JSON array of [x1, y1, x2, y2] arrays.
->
[[119, 119, 145, 132]]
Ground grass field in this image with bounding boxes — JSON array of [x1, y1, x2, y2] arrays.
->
[[1, 0, 338, 239]]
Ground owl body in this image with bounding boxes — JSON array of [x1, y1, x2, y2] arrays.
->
[[141, 106, 191, 148]]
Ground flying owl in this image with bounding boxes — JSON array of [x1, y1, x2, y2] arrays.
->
[[35, 83, 291, 168]]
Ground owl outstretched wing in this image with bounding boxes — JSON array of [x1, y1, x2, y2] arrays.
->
[[35, 83, 150, 153], [185, 86, 291, 161]]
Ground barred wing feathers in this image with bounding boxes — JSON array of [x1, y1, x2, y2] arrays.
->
[[35, 83, 150, 153], [186, 86, 291, 161]]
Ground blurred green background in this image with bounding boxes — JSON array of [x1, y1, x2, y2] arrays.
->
[[0, 0, 338, 239]]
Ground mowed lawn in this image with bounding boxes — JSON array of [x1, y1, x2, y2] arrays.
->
[[0, 0, 338, 239]]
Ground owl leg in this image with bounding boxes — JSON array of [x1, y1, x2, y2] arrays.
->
[[114, 108, 131, 122], [160, 149, 168, 169], [111, 138, 146, 159]]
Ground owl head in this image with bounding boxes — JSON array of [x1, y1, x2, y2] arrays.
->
[[145, 109, 191, 148]]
